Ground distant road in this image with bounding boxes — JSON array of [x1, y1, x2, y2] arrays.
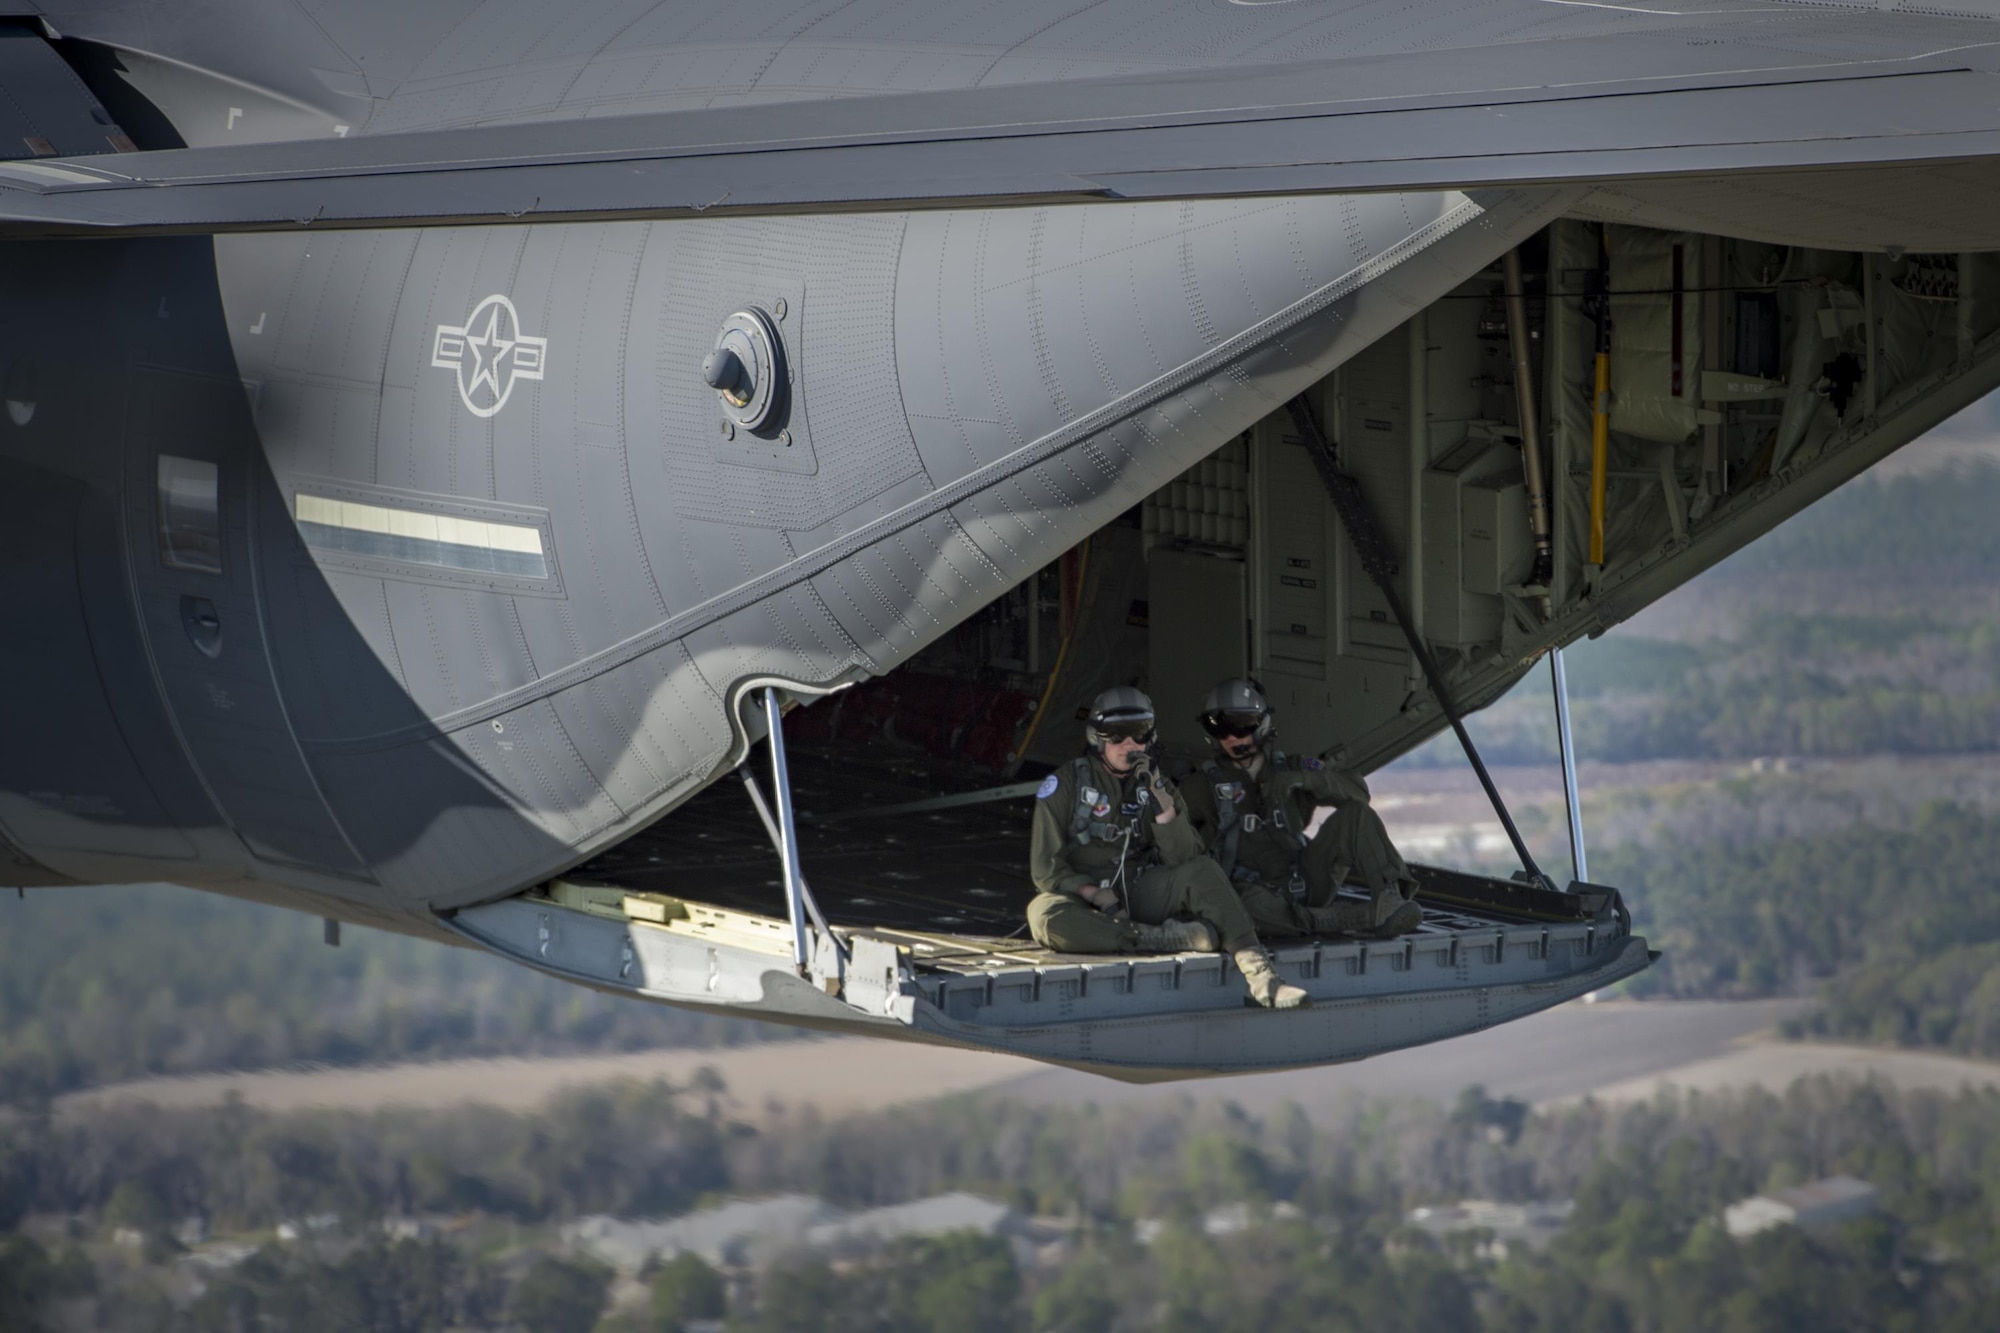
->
[[57, 996, 2000, 1123]]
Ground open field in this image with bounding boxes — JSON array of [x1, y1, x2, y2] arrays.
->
[[1578, 1038, 2000, 1105], [1371, 751, 2000, 865], [57, 996, 2000, 1126], [52, 1034, 1041, 1121]]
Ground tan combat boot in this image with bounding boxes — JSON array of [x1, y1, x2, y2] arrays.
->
[[1371, 879, 1423, 937], [1234, 949, 1310, 1010], [1132, 918, 1218, 953], [1304, 893, 1422, 939], [1303, 901, 1375, 936]]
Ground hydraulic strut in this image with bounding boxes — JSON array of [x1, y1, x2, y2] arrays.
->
[[1549, 647, 1589, 884], [1283, 396, 1556, 892], [741, 687, 844, 979], [1502, 248, 1555, 597]]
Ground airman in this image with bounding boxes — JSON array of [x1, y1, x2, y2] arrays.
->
[[1180, 678, 1422, 940]]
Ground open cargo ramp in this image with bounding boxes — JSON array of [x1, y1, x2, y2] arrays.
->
[[439, 750, 1651, 1082], [443, 871, 1648, 1082]]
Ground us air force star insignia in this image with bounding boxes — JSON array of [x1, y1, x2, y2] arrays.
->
[[432, 295, 547, 419]]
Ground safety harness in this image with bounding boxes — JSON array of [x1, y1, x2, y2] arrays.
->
[[1066, 755, 1158, 908], [1067, 756, 1131, 846], [1203, 753, 1309, 887]]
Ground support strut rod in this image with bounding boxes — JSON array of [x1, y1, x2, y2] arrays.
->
[[749, 687, 841, 974], [738, 765, 838, 944], [1284, 396, 1554, 892], [1502, 247, 1555, 596], [1549, 647, 1589, 885]]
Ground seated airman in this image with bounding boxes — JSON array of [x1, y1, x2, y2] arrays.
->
[[1180, 678, 1422, 940]]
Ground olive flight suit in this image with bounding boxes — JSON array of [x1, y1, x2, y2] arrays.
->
[[1026, 752, 1260, 954], [1181, 750, 1411, 938]]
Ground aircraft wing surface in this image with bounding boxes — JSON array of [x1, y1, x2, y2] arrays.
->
[[3, 26, 2000, 235]]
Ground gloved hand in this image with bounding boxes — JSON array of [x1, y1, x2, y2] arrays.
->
[[1133, 753, 1176, 823]]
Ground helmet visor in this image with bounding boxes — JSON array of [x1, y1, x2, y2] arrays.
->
[[1201, 709, 1265, 740], [1093, 714, 1156, 744]]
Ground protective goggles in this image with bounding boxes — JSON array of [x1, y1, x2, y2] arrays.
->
[[1092, 715, 1156, 744], [1200, 709, 1266, 739]]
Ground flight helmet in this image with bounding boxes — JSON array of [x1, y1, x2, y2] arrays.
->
[[1199, 677, 1275, 751], [1084, 686, 1157, 751]]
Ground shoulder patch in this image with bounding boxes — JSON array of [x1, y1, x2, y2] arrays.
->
[[1302, 757, 1324, 771], [1035, 773, 1060, 800]]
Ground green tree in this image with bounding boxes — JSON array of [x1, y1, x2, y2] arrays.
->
[[511, 1255, 612, 1333], [744, 1260, 841, 1333], [0, 1137, 35, 1231], [184, 1237, 492, 1333], [901, 1232, 1021, 1333], [651, 1251, 726, 1331], [103, 1178, 168, 1235], [0, 1235, 53, 1333], [1031, 1251, 1121, 1333], [1180, 1132, 1272, 1204]]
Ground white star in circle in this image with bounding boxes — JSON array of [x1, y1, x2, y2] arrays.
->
[[431, 294, 548, 419], [463, 305, 517, 405]]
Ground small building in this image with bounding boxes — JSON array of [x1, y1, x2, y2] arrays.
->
[[565, 1195, 837, 1272], [274, 1213, 341, 1243], [1135, 1201, 1305, 1246], [566, 1193, 1025, 1274], [180, 1242, 259, 1275], [1405, 1200, 1575, 1260], [804, 1192, 1017, 1257], [380, 1216, 441, 1242], [1724, 1176, 1878, 1239]]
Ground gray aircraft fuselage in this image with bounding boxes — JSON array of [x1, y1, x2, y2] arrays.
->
[[0, 1, 1588, 930], [3, 182, 1562, 928]]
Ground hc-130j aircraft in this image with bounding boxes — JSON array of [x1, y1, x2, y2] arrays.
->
[[4, 0, 1999, 1079]]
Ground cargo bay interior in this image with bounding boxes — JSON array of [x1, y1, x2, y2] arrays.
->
[[561, 221, 2000, 948]]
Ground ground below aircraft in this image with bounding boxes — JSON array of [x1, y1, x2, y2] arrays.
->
[[2, 0, 1996, 1076]]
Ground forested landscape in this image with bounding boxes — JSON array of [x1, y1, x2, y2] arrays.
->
[[0, 886, 779, 1107], [1597, 802, 2000, 1053], [4, 1072, 1998, 1331], [1420, 611, 2000, 763], [1410, 461, 2000, 766]]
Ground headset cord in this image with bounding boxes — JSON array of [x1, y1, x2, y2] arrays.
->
[[1109, 820, 1135, 914], [1109, 772, 1156, 914]]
